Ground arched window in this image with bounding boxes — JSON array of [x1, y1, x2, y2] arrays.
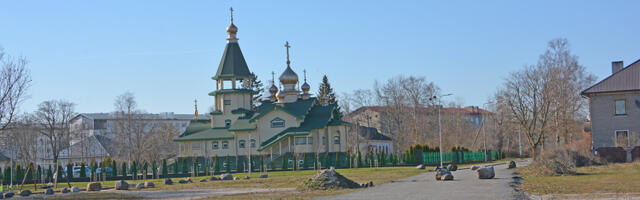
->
[[225, 119, 231, 127], [333, 136, 340, 144], [271, 118, 285, 128], [222, 141, 229, 149], [250, 139, 256, 148], [239, 140, 246, 148], [212, 141, 219, 149]]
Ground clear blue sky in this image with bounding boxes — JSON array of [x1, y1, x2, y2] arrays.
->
[[1, 1, 639, 114]]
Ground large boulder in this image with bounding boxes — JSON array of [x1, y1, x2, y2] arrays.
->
[[416, 164, 425, 169], [209, 176, 220, 181], [303, 167, 361, 190], [259, 174, 268, 178], [144, 182, 155, 188], [435, 169, 452, 181], [220, 173, 233, 180], [446, 164, 458, 171], [200, 179, 207, 182], [71, 186, 80, 192], [476, 166, 495, 179], [178, 180, 187, 184], [19, 190, 31, 196], [441, 173, 454, 181], [86, 182, 102, 191], [4, 192, 14, 198], [45, 188, 55, 195], [61, 188, 70, 193], [233, 177, 240, 180], [508, 161, 516, 169], [471, 165, 481, 171], [164, 178, 173, 185], [115, 180, 129, 190], [136, 183, 145, 189]]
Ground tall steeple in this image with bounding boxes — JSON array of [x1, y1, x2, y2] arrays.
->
[[194, 99, 199, 120]]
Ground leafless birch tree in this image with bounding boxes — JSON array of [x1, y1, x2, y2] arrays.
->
[[0, 47, 31, 131]]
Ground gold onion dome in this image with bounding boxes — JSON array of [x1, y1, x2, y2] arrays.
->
[[279, 66, 298, 85], [269, 84, 278, 95], [226, 23, 238, 34], [301, 82, 310, 92]]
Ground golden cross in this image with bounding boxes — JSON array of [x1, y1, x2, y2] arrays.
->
[[303, 69, 307, 81], [285, 41, 291, 65]]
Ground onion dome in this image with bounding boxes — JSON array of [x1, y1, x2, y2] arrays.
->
[[226, 23, 238, 34], [269, 84, 278, 95], [279, 66, 299, 85], [276, 89, 285, 101], [301, 82, 310, 93]]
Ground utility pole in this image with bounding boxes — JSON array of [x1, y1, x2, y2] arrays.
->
[[430, 93, 452, 168]]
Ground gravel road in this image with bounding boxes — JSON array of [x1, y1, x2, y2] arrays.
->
[[314, 160, 531, 200]]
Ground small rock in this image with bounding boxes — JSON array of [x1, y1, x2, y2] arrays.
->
[[508, 161, 516, 169], [136, 183, 145, 189], [476, 166, 495, 179], [361, 183, 367, 188], [178, 180, 187, 184], [435, 169, 451, 181], [209, 176, 220, 181], [4, 192, 14, 198], [416, 164, 425, 169], [220, 173, 233, 180], [71, 186, 80, 192], [115, 180, 129, 190], [45, 188, 55, 195], [368, 181, 374, 187], [200, 179, 207, 182], [234, 176, 240, 180], [19, 190, 31, 196], [471, 165, 481, 171], [259, 174, 268, 178], [447, 164, 458, 171], [186, 177, 193, 183], [86, 182, 102, 191], [164, 178, 174, 185], [244, 176, 250, 180], [61, 188, 70, 193], [144, 182, 155, 188]]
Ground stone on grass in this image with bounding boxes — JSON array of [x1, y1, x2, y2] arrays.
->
[[508, 161, 516, 169], [86, 182, 102, 191], [368, 181, 374, 187], [447, 164, 458, 171], [186, 177, 193, 183], [164, 178, 173, 185], [4, 192, 14, 198], [61, 188, 70, 193], [244, 176, 250, 180], [45, 188, 55, 195], [220, 173, 233, 180], [471, 165, 480, 171], [71, 186, 80, 192], [259, 174, 268, 178], [19, 190, 31, 196], [115, 180, 129, 190], [234, 177, 240, 180], [210, 176, 220, 181], [303, 167, 361, 190], [136, 183, 145, 189], [144, 182, 155, 188], [178, 180, 187, 184], [200, 179, 207, 182], [416, 164, 425, 169], [476, 166, 495, 179]]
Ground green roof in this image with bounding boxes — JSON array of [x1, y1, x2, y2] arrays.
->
[[174, 120, 234, 142], [228, 119, 256, 131], [249, 97, 316, 123], [208, 89, 256, 96], [213, 42, 253, 80]]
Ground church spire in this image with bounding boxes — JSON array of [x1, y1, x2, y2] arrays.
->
[[226, 7, 238, 43]]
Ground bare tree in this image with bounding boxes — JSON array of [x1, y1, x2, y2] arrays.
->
[[6, 114, 40, 165], [0, 47, 31, 131], [35, 99, 76, 187]]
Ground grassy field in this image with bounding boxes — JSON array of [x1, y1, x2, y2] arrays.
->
[[516, 162, 640, 198]]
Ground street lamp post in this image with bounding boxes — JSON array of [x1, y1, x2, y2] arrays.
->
[[482, 102, 491, 162], [430, 93, 452, 168]]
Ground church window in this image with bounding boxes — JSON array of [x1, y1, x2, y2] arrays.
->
[[224, 100, 231, 105], [295, 137, 307, 145], [271, 118, 285, 128], [225, 119, 231, 127], [333, 136, 340, 144], [222, 141, 229, 149], [212, 141, 219, 149], [250, 139, 256, 148], [322, 136, 327, 145], [308, 137, 313, 144], [239, 140, 246, 148]]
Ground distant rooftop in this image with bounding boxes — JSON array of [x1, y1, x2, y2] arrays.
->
[[77, 112, 208, 120]]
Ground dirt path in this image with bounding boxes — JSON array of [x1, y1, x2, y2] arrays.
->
[[314, 160, 531, 200]]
